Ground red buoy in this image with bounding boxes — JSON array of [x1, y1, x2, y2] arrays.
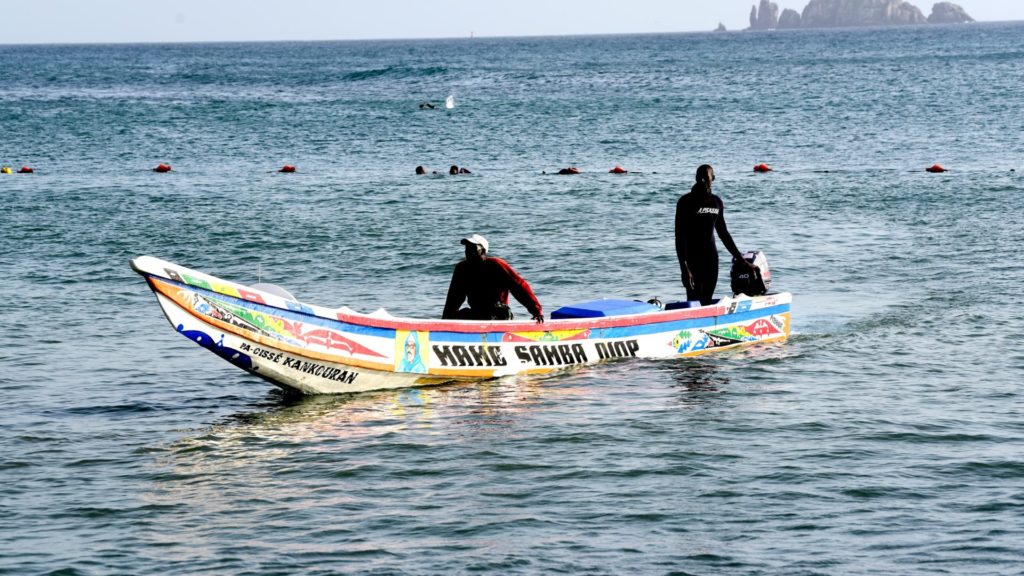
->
[[153, 163, 172, 173], [17, 166, 34, 174], [926, 164, 947, 173], [609, 166, 628, 174], [279, 164, 297, 173], [754, 163, 772, 173]]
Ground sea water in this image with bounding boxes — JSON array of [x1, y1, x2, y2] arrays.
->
[[2, 23, 1023, 574]]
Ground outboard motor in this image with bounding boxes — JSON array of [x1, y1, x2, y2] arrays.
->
[[731, 250, 772, 296]]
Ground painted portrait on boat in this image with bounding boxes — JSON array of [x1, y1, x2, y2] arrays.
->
[[395, 330, 428, 373]]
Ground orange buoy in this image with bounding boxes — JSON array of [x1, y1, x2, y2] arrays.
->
[[279, 164, 296, 173], [609, 166, 628, 174], [926, 164, 947, 173], [17, 166, 34, 174], [754, 163, 772, 173], [153, 163, 172, 173]]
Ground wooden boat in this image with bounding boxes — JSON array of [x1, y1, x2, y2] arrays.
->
[[132, 256, 791, 395]]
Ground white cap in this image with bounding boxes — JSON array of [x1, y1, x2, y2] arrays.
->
[[460, 234, 489, 253]]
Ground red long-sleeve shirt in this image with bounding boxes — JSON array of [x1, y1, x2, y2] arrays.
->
[[442, 257, 542, 319]]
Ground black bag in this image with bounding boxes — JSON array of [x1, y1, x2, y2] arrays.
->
[[457, 303, 513, 320], [490, 303, 513, 320]]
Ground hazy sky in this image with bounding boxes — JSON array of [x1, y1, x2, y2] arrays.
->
[[3, 0, 1022, 44]]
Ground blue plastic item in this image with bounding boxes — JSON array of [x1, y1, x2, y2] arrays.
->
[[551, 299, 659, 319]]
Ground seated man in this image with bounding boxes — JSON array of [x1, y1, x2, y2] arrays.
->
[[442, 234, 544, 323]]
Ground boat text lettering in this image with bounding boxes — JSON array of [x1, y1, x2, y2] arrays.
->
[[281, 356, 358, 384], [432, 345, 507, 367], [238, 343, 284, 363], [595, 340, 640, 360], [514, 343, 587, 366]]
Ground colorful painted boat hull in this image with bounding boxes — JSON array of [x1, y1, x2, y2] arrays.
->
[[132, 256, 791, 395]]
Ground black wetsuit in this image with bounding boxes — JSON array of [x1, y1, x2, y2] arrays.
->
[[674, 188, 744, 305]]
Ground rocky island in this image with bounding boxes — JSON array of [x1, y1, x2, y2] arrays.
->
[[746, 0, 974, 30]]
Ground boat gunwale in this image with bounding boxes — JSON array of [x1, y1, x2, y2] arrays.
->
[[132, 255, 791, 335]]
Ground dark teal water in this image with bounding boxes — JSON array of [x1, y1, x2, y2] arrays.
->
[[2, 24, 1023, 574]]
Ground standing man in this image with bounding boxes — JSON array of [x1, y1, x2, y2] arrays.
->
[[675, 164, 755, 306], [443, 234, 544, 322]]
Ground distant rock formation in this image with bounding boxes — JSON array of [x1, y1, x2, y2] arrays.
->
[[749, 0, 780, 30], [746, 0, 973, 30], [715, 22, 728, 32], [778, 8, 803, 28], [802, 0, 925, 27], [927, 2, 974, 23]]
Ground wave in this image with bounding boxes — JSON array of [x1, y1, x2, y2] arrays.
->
[[341, 65, 448, 81]]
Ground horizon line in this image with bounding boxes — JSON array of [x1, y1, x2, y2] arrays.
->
[[0, 19, 1017, 48]]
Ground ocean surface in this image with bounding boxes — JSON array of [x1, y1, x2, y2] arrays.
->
[[2, 23, 1023, 574]]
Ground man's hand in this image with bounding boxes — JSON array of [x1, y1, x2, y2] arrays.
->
[[681, 270, 694, 290], [532, 313, 545, 324]]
